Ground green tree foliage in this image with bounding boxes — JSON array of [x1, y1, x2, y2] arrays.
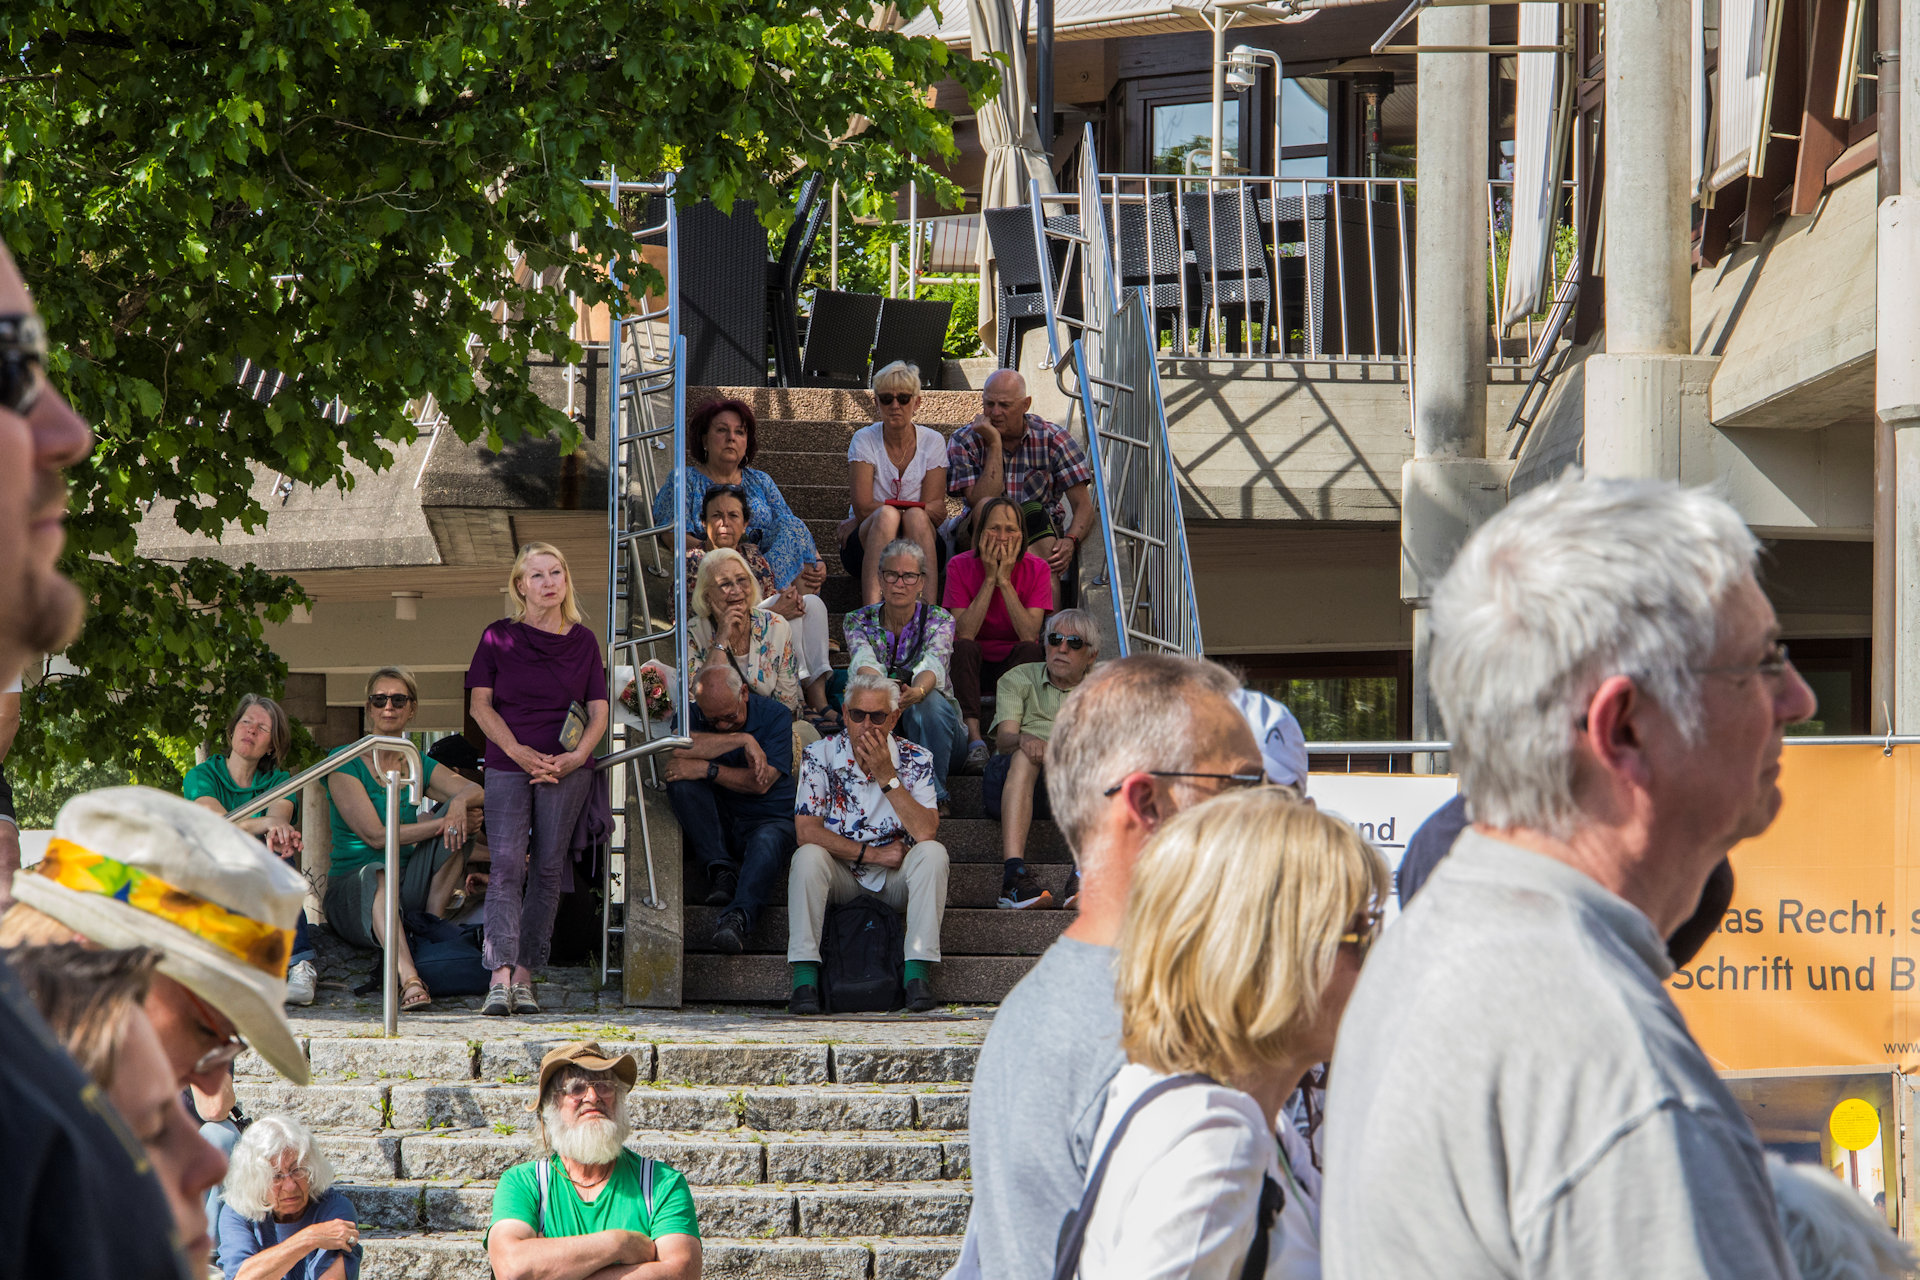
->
[[0, 0, 993, 789]]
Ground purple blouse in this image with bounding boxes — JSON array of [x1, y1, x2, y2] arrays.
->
[[465, 619, 606, 772]]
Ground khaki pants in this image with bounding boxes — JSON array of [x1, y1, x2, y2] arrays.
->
[[787, 841, 949, 964]]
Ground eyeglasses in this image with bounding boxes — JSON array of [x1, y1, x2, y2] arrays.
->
[[880, 569, 924, 585], [1339, 908, 1385, 964], [0, 314, 49, 415], [181, 986, 248, 1077], [1101, 769, 1268, 797], [269, 1166, 313, 1186], [367, 693, 413, 709], [1046, 632, 1088, 651], [1692, 642, 1794, 681], [844, 707, 892, 725], [875, 393, 915, 407], [558, 1076, 620, 1101]]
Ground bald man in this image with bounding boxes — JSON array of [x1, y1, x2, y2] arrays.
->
[[944, 369, 1094, 577]]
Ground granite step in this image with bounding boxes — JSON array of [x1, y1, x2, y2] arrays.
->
[[361, 1230, 960, 1280], [682, 861, 1073, 915], [692, 385, 980, 427], [685, 953, 1037, 1003], [685, 905, 1072, 957], [373, 1130, 964, 1184]]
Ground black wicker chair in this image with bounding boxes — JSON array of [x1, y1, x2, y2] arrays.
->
[[768, 174, 828, 388], [800, 290, 885, 387], [678, 198, 771, 385], [982, 205, 1051, 370], [872, 297, 954, 387], [1112, 193, 1194, 355], [1180, 188, 1274, 356]]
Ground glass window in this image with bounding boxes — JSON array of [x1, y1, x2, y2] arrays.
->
[[1153, 100, 1240, 174], [1282, 78, 1329, 148], [1244, 675, 1400, 741], [1788, 667, 1854, 736]]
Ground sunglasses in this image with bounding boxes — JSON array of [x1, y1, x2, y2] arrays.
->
[[182, 985, 248, 1077], [844, 707, 893, 725], [1046, 633, 1088, 651], [1340, 908, 1385, 965], [880, 569, 924, 585], [558, 1076, 621, 1101], [1101, 769, 1267, 798], [0, 314, 48, 416], [367, 693, 413, 708], [875, 393, 915, 407]]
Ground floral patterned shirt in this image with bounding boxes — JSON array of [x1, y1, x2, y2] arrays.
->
[[796, 731, 938, 854], [689, 608, 801, 713], [844, 602, 955, 698]]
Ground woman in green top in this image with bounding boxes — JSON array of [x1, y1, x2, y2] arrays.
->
[[183, 694, 318, 1003], [321, 667, 482, 1012]]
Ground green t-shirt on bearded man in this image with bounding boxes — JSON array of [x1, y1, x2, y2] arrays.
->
[[487, 1151, 700, 1248]]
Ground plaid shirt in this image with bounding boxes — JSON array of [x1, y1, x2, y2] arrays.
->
[[945, 414, 1092, 528]]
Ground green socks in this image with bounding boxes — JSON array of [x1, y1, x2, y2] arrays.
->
[[904, 959, 932, 984], [791, 961, 821, 991]]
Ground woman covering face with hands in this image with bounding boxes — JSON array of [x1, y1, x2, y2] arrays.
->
[[943, 495, 1052, 760]]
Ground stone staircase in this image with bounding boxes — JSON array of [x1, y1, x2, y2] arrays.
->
[[678, 385, 1078, 1006], [246, 1016, 988, 1279]]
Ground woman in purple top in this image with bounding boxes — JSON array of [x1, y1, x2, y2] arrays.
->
[[466, 541, 608, 1018]]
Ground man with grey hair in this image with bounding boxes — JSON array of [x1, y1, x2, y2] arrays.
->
[[488, 1041, 702, 1279], [945, 369, 1094, 576], [986, 607, 1101, 910], [950, 655, 1261, 1280], [664, 664, 796, 955], [1322, 475, 1815, 1280], [787, 669, 949, 1014]]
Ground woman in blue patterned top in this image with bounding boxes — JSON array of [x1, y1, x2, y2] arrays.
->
[[842, 538, 965, 810], [653, 397, 826, 594]]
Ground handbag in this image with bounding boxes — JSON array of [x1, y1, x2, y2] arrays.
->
[[558, 699, 590, 752]]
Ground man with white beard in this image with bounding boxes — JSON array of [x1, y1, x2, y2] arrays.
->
[[487, 1042, 703, 1279]]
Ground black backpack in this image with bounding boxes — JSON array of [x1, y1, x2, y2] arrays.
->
[[820, 895, 906, 1012]]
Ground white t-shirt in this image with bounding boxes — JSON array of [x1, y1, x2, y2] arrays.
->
[[1273, 1112, 1322, 1280], [847, 422, 948, 515], [1078, 1063, 1288, 1280]]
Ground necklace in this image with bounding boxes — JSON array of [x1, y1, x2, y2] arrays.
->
[[568, 1166, 612, 1190]]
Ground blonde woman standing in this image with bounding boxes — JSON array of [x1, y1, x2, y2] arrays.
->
[[1060, 790, 1388, 1280], [467, 543, 609, 1017]]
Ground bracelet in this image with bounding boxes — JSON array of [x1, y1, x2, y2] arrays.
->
[[854, 843, 868, 869]]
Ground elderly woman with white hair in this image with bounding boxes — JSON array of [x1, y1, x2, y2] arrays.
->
[[841, 360, 947, 607], [216, 1114, 361, 1280], [689, 547, 803, 716]]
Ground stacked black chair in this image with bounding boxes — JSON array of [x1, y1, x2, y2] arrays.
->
[[799, 290, 885, 387], [677, 198, 771, 385], [872, 297, 954, 385], [1112, 193, 1193, 355], [1180, 187, 1274, 356], [768, 174, 829, 388], [981, 205, 1051, 370]]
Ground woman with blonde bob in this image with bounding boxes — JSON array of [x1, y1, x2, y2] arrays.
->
[[217, 1113, 361, 1280], [690, 546, 802, 714], [466, 542, 608, 1017], [1066, 790, 1389, 1280]]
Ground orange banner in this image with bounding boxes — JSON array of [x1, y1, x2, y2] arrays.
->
[[1672, 743, 1920, 1071]]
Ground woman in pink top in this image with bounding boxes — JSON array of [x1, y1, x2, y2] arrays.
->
[[943, 495, 1052, 761]]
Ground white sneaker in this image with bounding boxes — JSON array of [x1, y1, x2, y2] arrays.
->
[[284, 960, 318, 1007]]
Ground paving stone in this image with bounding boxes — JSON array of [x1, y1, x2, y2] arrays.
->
[[336, 1181, 425, 1229], [655, 1044, 830, 1086], [359, 1233, 493, 1280], [235, 1082, 389, 1131], [628, 1137, 766, 1185], [766, 1137, 945, 1183], [740, 1088, 914, 1132], [876, 1239, 965, 1280], [308, 1037, 476, 1082], [400, 1135, 532, 1181], [701, 1241, 872, 1280], [795, 1185, 972, 1237], [943, 1141, 970, 1179], [475, 1037, 652, 1083], [627, 1087, 745, 1132], [914, 1093, 970, 1131], [235, 1044, 304, 1079], [389, 1082, 536, 1132], [696, 1189, 799, 1238], [320, 1134, 403, 1179], [424, 1185, 496, 1232], [832, 1045, 977, 1084]]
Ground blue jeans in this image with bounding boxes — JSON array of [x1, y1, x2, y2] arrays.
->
[[666, 780, 796, 933], [899, 691, 964, 803], [289, 912, 315, 969]]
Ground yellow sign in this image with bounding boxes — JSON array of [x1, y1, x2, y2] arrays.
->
[[1830, 1099, 1881, 1151], [1669, 744, 1920, 1071]]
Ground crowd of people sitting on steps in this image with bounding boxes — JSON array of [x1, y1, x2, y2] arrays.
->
[[5, 221, 1919, 1280]]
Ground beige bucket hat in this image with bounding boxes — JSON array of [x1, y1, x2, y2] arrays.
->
[[12, 785, 311, 1084]]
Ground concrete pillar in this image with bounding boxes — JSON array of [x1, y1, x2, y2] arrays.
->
[[1405, 5, 1496, 745], [1877, 0, 1920, 729]]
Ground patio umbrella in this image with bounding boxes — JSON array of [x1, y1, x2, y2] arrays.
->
[[970, 0, 1058, 352]]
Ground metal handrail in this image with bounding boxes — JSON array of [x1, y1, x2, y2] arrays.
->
[[225, 734, 424, 1036], [1306, 735, 1920, 760]]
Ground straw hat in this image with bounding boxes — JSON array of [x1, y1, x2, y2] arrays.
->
[[12, 785, 311, 1084]]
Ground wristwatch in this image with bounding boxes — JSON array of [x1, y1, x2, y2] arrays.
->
[[707, 761, 720, 781], [881, 776, 902, 793]]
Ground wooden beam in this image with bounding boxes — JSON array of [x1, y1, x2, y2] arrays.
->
[[1793, 0, 1852, 215]]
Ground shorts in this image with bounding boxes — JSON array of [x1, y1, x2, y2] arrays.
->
[[322, 837, 461, 950], [982, 751, 1050, 821]]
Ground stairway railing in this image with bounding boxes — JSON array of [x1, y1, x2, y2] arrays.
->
[[602, 173, 694, 1001], [1032, 127, 1204, 658]]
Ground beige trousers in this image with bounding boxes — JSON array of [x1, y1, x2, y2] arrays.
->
[[787, 841, 950, 964]]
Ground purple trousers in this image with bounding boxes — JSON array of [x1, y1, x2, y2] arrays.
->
[[482, 766, 594, 972]]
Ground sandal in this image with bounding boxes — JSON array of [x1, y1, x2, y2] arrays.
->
[[400, 976, 432, 1011]]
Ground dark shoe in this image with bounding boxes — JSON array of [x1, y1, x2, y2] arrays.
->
[[1063, 869, 1081, 911], [905, 977, 937, 1013], [705, 868, 738, 908], [482, 984, 512, 1017], [937, 799, 952, 819], [962, 740, 990, 774], [789, 984, 823, 1016], [711, 909, 749, 955], [997, 867, 1054, 911]]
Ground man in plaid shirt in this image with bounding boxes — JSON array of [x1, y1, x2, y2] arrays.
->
[[945, 369, 1095, 577]]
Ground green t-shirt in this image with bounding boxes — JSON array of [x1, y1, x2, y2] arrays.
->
[[993, 662, 1074, 742], [487, 1152, 700, 1248], [324, 747, 440, 876], [182, 756, 292, 821]]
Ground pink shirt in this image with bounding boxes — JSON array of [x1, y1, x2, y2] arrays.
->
[[943, 550, 1055, 661]]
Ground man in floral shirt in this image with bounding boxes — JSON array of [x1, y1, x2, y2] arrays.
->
[[786, 669, 949, 1015], [945, 369, 1095, 576]]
